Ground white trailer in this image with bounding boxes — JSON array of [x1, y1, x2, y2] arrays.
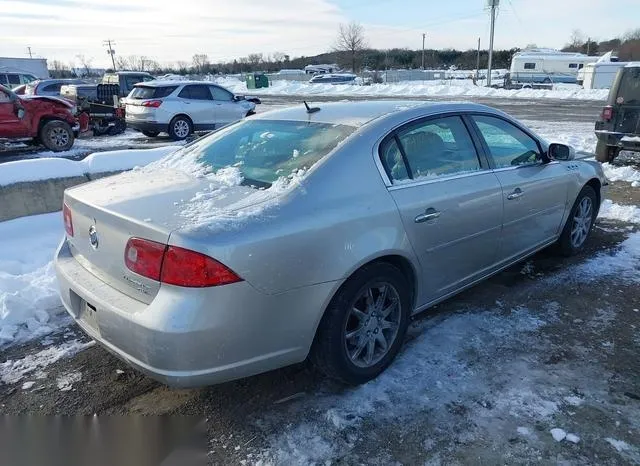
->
[[509, 50, 594, 84], [0, 57, 49, 79], [582, 62, 628, 89]]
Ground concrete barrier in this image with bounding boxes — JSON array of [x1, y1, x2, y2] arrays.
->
[[0, 171, 123, 222]]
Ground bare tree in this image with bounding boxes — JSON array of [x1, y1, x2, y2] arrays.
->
[[176, 60, 189, 74], [247, 53, 264, 67], [192, 54, 209, 74], [76, 54, 94, 77], [569, 29, 585, 48], [272, 52, 286, 63], [334, 22, 368, 72]]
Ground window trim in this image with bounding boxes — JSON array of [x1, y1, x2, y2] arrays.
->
[[463, 112, 546, 170], [376, 112, 491, 188]]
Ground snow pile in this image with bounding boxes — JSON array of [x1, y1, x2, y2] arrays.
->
[[601, 163, 640, 184], [0, 339, 94, 384], [0, 146, 181, 186], [0, 213, 66, 345], [215, 77, 610, 101], [598, 200, 640, 224]]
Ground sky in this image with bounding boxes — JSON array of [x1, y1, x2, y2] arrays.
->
[[1, 0, 639, 67]]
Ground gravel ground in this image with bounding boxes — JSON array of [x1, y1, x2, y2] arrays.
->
[[1, 97, 639, 465]]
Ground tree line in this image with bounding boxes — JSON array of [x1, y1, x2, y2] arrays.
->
[[48, 25, 640, 78]]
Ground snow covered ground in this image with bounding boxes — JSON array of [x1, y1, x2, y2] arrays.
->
[[216, 77, 610, 101]]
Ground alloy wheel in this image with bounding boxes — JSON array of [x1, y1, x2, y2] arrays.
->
[[174, 120, 190, 138], [50, 127, 69, 148], [570, 196, 593, 248]]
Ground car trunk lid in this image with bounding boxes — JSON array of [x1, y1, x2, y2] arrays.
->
[[63, 168, 259, 304]]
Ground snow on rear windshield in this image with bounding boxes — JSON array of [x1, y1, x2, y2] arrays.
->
[[174, 119, 356, 185]]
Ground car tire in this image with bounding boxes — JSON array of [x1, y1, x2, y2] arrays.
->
[[595, 140, 619, 163], [108, 119, 126, 136], [168, 116, 192, 140], [556, 185, 598, 256], [40, 120, 74, 152], [310, 262, 411, 385], [142, 130, 160, 137]]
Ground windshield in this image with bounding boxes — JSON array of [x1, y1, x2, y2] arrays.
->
[[177, 119, 356, 185]]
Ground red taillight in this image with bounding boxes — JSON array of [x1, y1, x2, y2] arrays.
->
[[142, 100, 162, 108], [124, 238, 242, 288], [602, 105, 614, 121], [63, 203, 74, 237], [124, 238, 165, 281]]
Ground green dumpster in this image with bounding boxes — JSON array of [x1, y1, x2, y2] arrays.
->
[[254, 73, 269, 89], [245, 74, 256, 90]]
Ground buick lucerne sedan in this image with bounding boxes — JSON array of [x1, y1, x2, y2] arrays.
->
[[55, 101, 607, 387]]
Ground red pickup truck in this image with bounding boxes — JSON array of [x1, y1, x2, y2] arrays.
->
[[0, 83, 82, 152]]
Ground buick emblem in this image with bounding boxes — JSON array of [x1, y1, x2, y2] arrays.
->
[[88, 225, 99, 249]]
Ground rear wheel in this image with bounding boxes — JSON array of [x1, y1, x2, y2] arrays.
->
[[40, 120, 74, 152], [310, 262, 411, 385], [556, 185, 598, 256], [168, 116, 192, 140], [142, 130, 160, 137]]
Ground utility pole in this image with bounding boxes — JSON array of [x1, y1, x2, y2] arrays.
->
[[487, 0, 499, 87], [103, 39, 117, 70], [27, 47, 33, 58], [587, 37, 591, 55], [476, 37, 481, 81], [422, 33, 426, 70]]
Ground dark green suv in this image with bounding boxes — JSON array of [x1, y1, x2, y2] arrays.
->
[[595, 64, 640, 162]]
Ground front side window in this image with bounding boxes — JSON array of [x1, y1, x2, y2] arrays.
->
[[472, 115, 542, 168], [7, 74, 20, 85], [210, 86, 233, 101], [174, 120, 355, 185], [387, 116, 481, 182], [524, 62, 536, 70]]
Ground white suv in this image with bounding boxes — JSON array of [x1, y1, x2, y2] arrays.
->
[[125, 81, 258, 140]]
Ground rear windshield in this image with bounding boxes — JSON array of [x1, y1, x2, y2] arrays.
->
[[130, 85, 177, 99], [178, 120, 356, 185], [617, 68, 640, 105]]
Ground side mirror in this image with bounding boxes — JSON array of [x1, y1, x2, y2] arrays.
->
[[548, 143, 575, 161]]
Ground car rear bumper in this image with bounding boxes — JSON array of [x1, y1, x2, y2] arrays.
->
[[125, 119, 166, 134], [54, 239, 334, 387], [595, 130, 640, 152]]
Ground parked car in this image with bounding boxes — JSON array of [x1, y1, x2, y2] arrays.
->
[[0, 71, 38, 89], [595, 63, 640, 162], [0, 83, 81, 152], [56, 101, 606, 388], [124, 81, 258, 139], [25, 79, 87, 97], [309, 73, 359, 85]]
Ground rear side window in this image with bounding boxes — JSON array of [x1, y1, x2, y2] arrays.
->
[[42, 83, 63, 92], [383, 116, 481, 183], [7, 74, 20, 85], [617, 68, 640, 104], [524, 63, 536, 70], [0, 75, 7, 85], [130, 86, 177, 99], [178, 85, 212, 100], [472, 115, 542, 168]]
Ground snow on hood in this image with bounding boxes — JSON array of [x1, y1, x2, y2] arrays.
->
[[22, 95, 74, 108]]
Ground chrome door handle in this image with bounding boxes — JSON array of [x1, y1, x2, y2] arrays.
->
[[415, 208, 441, 223], [507, 188, 524, 200]]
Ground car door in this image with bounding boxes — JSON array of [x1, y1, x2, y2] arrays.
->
[[468, 114, 571, 263], [0, 87, 29, 137], [177, 84, 216, 130], [210, 85, 243, 127], [382, 115, 504, 303]]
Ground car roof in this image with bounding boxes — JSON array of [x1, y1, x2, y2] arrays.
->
[[251, 100, 497, 128], [134, 80, 218, 87], [109, 71, 154, 75]]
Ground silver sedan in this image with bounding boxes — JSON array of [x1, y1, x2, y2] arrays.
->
[[55, 101, 607, 387]]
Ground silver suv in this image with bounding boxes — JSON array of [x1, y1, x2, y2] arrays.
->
[[125, 81, 257, 140]]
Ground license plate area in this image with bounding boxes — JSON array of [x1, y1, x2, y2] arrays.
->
[[80, 301, 100, 335]]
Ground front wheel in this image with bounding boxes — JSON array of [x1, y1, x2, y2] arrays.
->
[[40, 120, 74, 152], [556, 185, 598, 256], [310, 262, 411, 385]]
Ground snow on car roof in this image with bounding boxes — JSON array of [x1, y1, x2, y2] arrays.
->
[[251, 100, 485, 127]]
